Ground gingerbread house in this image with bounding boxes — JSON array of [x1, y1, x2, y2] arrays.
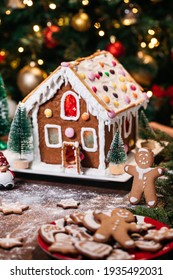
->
[[21, 50, 148, 175]]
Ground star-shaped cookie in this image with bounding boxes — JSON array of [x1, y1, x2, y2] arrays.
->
[[0, 201, 29, 215], [57, 198, 80, 209], [0, 236, 23, 249]]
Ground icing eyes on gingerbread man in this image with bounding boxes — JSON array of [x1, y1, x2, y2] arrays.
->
[[124, 148, 164, 208]]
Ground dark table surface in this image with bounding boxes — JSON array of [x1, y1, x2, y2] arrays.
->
[[0, 172, 172, 260]]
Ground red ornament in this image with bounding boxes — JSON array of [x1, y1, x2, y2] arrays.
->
[[151, 84, 166, 98], [0, 51, 6, 63], [105, 41, 125, 58], [43, 25, 60, 48]]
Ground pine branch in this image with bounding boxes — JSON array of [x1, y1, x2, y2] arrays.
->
[[131, 206, 173, 228]]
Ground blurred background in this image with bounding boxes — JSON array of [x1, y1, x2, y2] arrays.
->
[[0, 0, 173, 125]]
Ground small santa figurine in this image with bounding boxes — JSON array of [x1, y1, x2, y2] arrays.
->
[[0, 152, 15, 190]]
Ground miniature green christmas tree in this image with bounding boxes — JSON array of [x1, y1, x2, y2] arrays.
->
[[107, 130, 127, 175], [8, 102, 33, 162], [0, 74, 11, 150]]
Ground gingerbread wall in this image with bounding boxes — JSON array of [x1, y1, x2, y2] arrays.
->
[[37, 83, 101, 169]]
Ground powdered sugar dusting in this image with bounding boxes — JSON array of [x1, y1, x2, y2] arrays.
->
[[0, 175, 131, 259]]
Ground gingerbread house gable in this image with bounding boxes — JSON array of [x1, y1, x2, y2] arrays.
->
[[21, 50, 148, 175]]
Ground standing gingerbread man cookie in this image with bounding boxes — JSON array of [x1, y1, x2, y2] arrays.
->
[[124, 148, 164, 207]]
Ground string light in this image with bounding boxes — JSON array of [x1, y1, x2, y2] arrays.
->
[[30, 61, 36, 67], [38, 59, 44, 65], [5, 10, 11, 15], [49, 3, 56, 10], [140, 42, 146, 48], [98, 30, 105, 37], [82, 0, 89, 5], [137, 51, 154, 64], [23, 0, 33, 7], [57, 17, 69, 26], [94, 22, 101, 29], [148, 37, 159, 49], [0, 50, 6, 56], [112, 20, 120, 29], [147, 91, 153, 98], [33, 25, 40, 32], [148, 29, 155, 35], [132, 8, 138, 14], [110, 35, 116, 43], [18, 47, 24, 53], [10, 59, 20, 69]]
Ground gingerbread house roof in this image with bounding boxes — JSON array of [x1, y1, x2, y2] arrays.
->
[[23, 50, 148, 122]]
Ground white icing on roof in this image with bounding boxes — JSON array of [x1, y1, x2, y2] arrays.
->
[[23, 50, 148, 122]]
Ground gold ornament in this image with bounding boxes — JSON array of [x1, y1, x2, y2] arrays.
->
[[71, 11, 91, 32], [17, 65, 47, 96], [7, 0, 25, 9], [130, 69, 153, 87]]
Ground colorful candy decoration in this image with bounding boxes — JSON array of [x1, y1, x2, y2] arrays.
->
[[108, 110, 116, 119], [65, 127, 75, 138], [124, 95, 131, 104], [103, 95, 110, 104], [88, 71, 95, 81], [61, 62, 70, 67], [92, 86, 97, 93], [82, 112, 90, 121], [44, 108, 52, 118]]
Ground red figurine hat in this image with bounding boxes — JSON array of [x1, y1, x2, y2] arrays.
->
[[0, 152, 9, 167]]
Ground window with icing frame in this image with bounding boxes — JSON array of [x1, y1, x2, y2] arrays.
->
[[44, 124, 62, 148], [81, 128, 97, 152], [60, 91, 80, 120]]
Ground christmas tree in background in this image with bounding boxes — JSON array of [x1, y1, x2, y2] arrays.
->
[[7, 102, 33, 159], [138, 110, 156, 141], [0, 0, 173, 124], [0, 74, 11, 150]]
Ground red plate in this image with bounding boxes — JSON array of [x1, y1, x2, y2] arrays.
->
[[38, 216, 173, 260]]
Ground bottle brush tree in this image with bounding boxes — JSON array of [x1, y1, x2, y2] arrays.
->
[[107, 129, 127, 165], [7, 102, 33, 159]]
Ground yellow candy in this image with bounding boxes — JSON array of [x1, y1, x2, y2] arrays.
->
[[103, 95, 110, 103], [112, 82, 117, 89], [119, 76, 125, 82], [121, 85, 127, 92], [129, 139, 135, 147], [44, 108, 52, 118], [114, 101, 119, 107], [78, 72, 86, 79]]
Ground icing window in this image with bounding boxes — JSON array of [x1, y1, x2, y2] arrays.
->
[[123, 114, 132, 138], [81, 128, 97, 152], [44, 124, 62, 148], [60, 91, 80, 120]]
